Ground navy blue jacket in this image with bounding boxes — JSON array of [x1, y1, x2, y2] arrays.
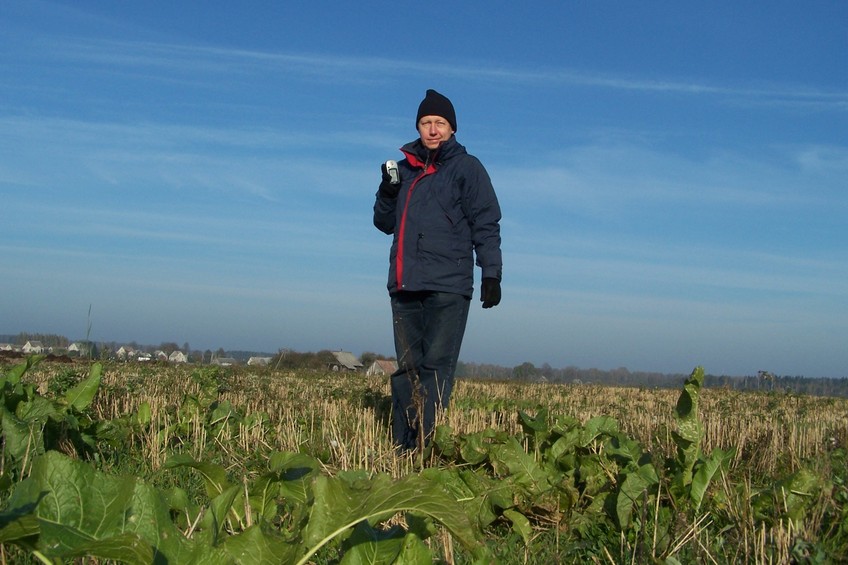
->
[[373, 136, 502, 297]]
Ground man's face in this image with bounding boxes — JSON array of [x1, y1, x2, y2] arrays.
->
[[417, 115, 454, 150]]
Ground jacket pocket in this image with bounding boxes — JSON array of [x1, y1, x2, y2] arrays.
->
[[431, 179, 465, 227], [418, 232, 464, 260], [416, 233, 472, 291]]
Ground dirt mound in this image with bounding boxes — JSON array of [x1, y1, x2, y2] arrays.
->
[[0, 351, 76, 364], [46, 354, 74, 363], [0, 350, 23, 361]]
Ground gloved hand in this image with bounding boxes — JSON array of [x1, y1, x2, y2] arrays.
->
[[480, 278, 501, 308], [378, 162, 401, 198]]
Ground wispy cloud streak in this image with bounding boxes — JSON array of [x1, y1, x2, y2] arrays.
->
[[36, 37, 848, 110]]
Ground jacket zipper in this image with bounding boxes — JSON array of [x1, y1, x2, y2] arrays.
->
[[395, 151, 438, 289]]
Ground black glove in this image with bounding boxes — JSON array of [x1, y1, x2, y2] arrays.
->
[[378, 163, 401, 199], [480, 278, 501, 308]]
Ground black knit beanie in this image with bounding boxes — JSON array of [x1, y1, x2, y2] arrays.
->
[[416, 89, 457, 132]]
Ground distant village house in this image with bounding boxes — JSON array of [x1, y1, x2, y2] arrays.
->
[[212, 357, 238, 367], [168, 350, 188, 364], [116, 346, 136, 361], [22, 341, 45, 354], [330, 351, 363, 372], [366, 359, 398, 377]]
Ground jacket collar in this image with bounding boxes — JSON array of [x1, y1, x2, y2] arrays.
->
[[401, 136, 463, 169]]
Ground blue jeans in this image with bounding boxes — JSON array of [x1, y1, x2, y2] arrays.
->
[[390, 291, 470, 450]]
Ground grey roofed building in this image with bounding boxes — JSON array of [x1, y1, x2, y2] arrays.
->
[[212, 357, 238, 367], [22, 341, 45, 354], [330, 350, 363, 371], [366, 359, 398, 376]]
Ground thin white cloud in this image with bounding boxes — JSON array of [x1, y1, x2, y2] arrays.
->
[[0, 115, 388, 152], [495, 142, 837, 220], [32, 36, 848, 111], [507, 243, 848, 298], [793, 145, 848, 173]]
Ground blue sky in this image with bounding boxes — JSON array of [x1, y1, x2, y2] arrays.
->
[[2, 1, 846, 377]]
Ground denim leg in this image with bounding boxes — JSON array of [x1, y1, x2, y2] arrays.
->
[[390, 293, 426, 450], [390, 291, 470, 449]]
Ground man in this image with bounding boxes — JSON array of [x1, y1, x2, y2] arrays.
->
[[373, 89, 503, 451]]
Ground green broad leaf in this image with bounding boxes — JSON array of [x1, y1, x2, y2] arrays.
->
[[518, 408, 550, 445], [502, 509, 532, 545], [1, 409, 43, 461], [247, 474, 282, 523], [180, 543, 233, 565], [162, 486, 200, 530], [673, 366, 705, 482], [177, 394, 203, 428], [209, 400, 240, 430], [268, 451, 319, 474], [423, 467, 476, 499], [548, 429, 581, 464], [269, 451, 319, 505], [164, 486, 192, 512], [0, 504, 40, 545], [571, 491, 611, 537], [95, 418, 133, 448], [393, 531, 433, 565], [45, 530, 154, 564], [404, 512, 438, 542], [581, 416, 619, 445], [432, 424, 456, 459], [266, 453, 320, 534], [518, 408, 548, 431], [164, 454, 232, 497], [550, 414, 581, 434], [676, 366, 704, 421], [605, 433, 649, 468], [339, 520, 405, 565], [135, 401, 152, 427], [0, 471, 13, 495], [488, 437, 550, 496], [421, 467, 505, 530], [576, 455, 609, 497], [244, 410, 271, 430], [193, 370, 221, 409], [2, 356, 44, 388], [220, 524, 299, 565], [62, 412, 81, 432], [615, 463, 659, 529], [62, 362, 102, 412], [586, 490, 610, 518], [4, 451, 194, 563], [120, 467, 210, 563], [198, 484, 242, 543], [15, 395, 59, 423], [458, 431, 492, 465], [471, 480, 514, 526], [690, 447, 735, 510], [775, 468, 827, 525], [302, 472, 490, 565], [551, 474, 580, 515]]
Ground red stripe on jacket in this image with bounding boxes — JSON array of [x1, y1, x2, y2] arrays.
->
[[395, 151, 438, 289]]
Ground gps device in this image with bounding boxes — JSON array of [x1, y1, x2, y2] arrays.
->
[[385, 160, 400, 185]]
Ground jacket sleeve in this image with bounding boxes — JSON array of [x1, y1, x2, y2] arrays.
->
[[462, 157, 503, 281], [373, 189, 397, 235]]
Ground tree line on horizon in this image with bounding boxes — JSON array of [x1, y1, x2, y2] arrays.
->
[[457, 361, 848, 397], [4, 334, 845, 397]]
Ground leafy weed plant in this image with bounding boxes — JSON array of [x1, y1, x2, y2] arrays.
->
[[0, 360, 845, 563]]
